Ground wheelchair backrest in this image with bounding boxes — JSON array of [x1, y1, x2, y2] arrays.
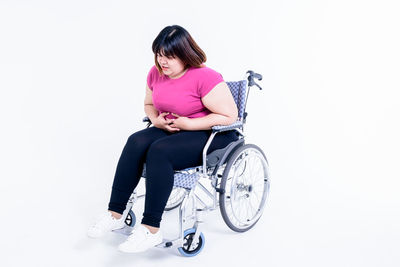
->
[[226, 80, 247, 120]]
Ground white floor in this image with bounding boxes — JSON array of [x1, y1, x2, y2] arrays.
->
[[1, 1, 399, 266], [1, 162, 399, 267]]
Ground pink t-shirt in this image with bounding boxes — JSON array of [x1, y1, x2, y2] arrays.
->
[[147, 64, 224, 120]]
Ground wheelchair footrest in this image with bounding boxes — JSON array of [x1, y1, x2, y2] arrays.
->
[[156, 237, 184, 248]]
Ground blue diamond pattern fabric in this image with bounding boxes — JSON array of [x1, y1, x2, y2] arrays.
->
[[226, 80, 247, 119], [173, 169, 201, 189], [141, 164, 201, 190], [212, 121, 243, 132]]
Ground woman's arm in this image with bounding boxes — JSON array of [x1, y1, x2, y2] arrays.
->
[[144, 85, 159, 122], [171, 82, 238, 131]]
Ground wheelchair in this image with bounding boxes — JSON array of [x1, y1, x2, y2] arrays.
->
[[116, 70, 270, 257]]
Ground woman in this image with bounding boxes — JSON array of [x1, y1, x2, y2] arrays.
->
[[87, 25, 239, 253]]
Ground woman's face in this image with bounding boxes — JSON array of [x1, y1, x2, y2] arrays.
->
[[157, 51, 186, 79]]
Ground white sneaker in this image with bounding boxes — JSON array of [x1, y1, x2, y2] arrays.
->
[[87, 210, 128, 238], [118, 224, 163, 253]]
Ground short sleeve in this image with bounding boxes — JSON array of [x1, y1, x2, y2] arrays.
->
[[198, 67, 224, 98], [146, 65, 157, 91]]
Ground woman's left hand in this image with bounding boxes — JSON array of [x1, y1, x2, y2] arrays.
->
[[169, 113, 193, 131]]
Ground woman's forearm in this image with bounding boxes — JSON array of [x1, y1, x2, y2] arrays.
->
[[188, 113, 237, 131], [144, 104, 159, 122], [144, 104, 237, 131]]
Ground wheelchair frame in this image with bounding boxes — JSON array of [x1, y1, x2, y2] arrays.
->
[[118, 70, 268, 256]]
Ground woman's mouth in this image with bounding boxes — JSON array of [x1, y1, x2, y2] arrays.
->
[[162, 66, 168, 70]]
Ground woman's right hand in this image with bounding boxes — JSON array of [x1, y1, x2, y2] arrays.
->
[[152, 112, 181, 132]]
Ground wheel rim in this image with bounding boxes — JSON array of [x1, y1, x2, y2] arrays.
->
[[181, 232, 203, 253], [125, 213, 132, 226], [222, 147, 270, 230], [124, 210, 135, 227]]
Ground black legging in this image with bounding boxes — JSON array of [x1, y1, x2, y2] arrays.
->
[[108, 126, 239, 227]]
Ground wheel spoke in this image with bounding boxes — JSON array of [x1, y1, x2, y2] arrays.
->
[[220, 146, 270, 231]]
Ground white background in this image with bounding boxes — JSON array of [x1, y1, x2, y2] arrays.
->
[[0, 0, 399, 266]]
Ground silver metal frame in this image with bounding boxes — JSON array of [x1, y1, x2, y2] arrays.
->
[[120, 127, 247, 251], [120, 74, 265, 253]]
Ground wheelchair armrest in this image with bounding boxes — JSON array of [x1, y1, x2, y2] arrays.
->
[[211, 121, 243, 133], [201, 121, 244, 177]]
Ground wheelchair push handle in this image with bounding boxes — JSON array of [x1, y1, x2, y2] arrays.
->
[[246, 70, 263, 90]]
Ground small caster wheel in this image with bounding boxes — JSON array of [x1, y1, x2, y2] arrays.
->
[[124, 210, 136, 227], [178, 228, 205, 257]]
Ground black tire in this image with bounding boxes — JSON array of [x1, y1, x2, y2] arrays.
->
[[177, 228, 205, 257], [219, 144, 270, 232]]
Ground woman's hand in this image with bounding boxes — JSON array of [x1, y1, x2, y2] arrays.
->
[[152, 112, 181, 133], [169, 113, 193, 131]]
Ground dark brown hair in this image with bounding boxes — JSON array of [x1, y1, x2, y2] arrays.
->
[[152, 25, 207, 75]]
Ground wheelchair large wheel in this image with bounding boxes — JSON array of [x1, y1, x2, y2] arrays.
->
[[219, 144, 270, 232], [165, 187, 187, 211]]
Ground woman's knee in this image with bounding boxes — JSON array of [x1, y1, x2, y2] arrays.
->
[[146, 141, 170, 162], [126, 128, 159, 149], [125, 132, 145, 149]]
